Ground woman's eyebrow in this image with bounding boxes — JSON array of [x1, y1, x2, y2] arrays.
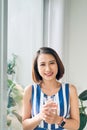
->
[[39, 61, 45, 64], [49, 59, 56, 62], [39, 59, 56, 64], [40, 59, 56, 63]]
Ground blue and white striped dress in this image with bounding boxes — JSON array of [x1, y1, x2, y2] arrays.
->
[[31, 83, 70, 130]]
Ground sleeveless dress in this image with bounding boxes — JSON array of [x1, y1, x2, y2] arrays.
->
[[31, 83, 70, 130]]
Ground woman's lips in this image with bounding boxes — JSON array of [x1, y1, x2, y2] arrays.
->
[[44, 72, 53, 76]]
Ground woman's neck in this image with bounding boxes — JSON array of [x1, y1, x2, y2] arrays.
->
[[41, 79, 60, 90], [40, 79, 61, 96]]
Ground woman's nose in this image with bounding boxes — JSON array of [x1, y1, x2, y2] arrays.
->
[[45, 64, 50, 71]]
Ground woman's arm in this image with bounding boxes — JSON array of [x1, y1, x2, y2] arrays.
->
[[62, 84, 80, 130], [22, 85, 42, 130]]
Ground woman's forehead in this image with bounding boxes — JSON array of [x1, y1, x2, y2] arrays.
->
[[37, 53, 56, 62]]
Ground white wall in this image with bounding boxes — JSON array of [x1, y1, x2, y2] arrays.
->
[[64, 2, 87, 129], [8, 0, 43, 87], [66, 0, 87, 94]]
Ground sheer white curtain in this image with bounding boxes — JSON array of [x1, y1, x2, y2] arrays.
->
[[43, 0, 65, 59], [0, 0, 8, 129]]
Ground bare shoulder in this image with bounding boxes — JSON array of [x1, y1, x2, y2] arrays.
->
[[24, 84, 32, 92], [69, 84, 78, 98], [69, 84, 77, 91], [23, 84, 32, 100]]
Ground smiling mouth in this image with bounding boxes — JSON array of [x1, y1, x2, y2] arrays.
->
[[44, 72, 53, 76]]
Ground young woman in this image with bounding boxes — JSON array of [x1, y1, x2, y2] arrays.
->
[[22, 47, 80, 130]]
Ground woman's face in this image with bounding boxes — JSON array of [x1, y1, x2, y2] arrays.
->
[[37, 53, 58, 81]]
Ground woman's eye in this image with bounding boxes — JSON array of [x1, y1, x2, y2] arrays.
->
[[50, 62, 55, 64], [40, 64, 45, 66]]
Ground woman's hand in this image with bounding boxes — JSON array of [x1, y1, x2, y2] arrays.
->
[[40, 100, 58, 124]]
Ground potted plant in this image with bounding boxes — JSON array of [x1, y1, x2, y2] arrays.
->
[[79, 90, 87, 130]]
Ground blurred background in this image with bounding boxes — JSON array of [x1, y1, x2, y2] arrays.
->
[[0, 0, 87, 130]]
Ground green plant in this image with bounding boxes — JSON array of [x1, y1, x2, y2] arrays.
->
[[7, 79, 24, 127], [7, 54, 24, 127], [78, 90, 87, 130], [7, 54, 17, 75]]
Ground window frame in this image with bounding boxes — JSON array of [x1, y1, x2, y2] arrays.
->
[[0, 0, 8, 129]]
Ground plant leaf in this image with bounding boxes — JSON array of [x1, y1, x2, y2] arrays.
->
[[7, 118, 12, 126], [7, 96, 16, 108], [79, 106, 87, 114], [12, 110, 22, 123], [79, 90, 87, 101], [11, 87, 23, 104], [79, 113, 87, 130]]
